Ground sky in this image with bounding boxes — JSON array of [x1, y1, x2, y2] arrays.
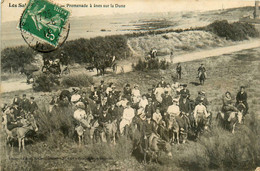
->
[[1, 0, 256, 22]]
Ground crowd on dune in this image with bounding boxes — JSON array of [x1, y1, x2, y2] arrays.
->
[[2, 67, 249, 149]]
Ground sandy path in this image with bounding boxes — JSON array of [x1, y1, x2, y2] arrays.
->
[[168, 39, 260, 63], [2, 39, 259, 93], [1, 79, 31, 93]]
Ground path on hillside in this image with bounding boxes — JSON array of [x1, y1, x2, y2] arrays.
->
[[117, 39, 260, 73], [2, 39, 260, 93]]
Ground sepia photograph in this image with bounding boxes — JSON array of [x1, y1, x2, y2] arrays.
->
[[1, 0, 260, 170]]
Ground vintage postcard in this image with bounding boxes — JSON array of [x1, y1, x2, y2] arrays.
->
[[1, 0, 260, 170]]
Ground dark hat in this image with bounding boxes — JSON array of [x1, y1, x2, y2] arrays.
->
[[101, 80, 104, 83], [182, 94, 187, 98], [30, 97, 35, 99], [165, 91, 169, 94], [148, 88, 153, 91], [240, 86, 245, 89], [10, 106, 16, 111], [146, 114, 152, 118], [23, 94, 26, 97], [225, 91, 231, 95], [201, 64, 204, 65], [13, 102, 19, 106], [126, 83, 130, 87], [183, 84, 187, 87]]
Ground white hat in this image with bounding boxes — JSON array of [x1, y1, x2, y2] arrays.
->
[[172, 98, 179, 102]]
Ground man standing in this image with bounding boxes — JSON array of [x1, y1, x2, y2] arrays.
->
[[236, 86, 248, 114], [176, 63, 182, 79], [13, 94, 22, 106], [20, 94, 30, 113], [28, 97, 38, 115], [170, 51, 174, 63]]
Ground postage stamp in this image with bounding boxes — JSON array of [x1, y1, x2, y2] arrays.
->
[[19, 0, 70, 48]]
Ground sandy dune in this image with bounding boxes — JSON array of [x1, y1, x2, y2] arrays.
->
[[2, 39, 259, 93]]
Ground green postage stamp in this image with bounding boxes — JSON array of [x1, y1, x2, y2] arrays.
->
[[19, 0, 70, 47]]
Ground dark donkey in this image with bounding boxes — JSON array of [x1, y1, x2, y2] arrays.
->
[[199, 71, 206, 85]]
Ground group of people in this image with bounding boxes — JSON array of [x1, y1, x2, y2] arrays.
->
[[175, 63, 207, 80], [222, 86, 248, 115], [2, 94, 38, 131], [2, 73, 249, 145], [63, 76, 216, 144]]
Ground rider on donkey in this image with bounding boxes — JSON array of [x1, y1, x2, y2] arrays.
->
[[222, 91, 239, 121], [142, 115, 159, 149], [193, 99, 209, 128], [180, 84, 190, 100], [222, 92, 238, 112], [235, 86, 248, 115], [5, 106, 24, 131], [195, 91, 209, 107], [179, 94, 192, 128], [98, 108, 112, 142], [119, 102, 135, 135], [197, 64, 207, 79], [73, 102, 92, 128]]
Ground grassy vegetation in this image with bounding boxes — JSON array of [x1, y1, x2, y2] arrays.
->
[[61, 73, 93, 88], [132, 58, 169, 71], [2, 20, 259, 73], [1, 47, 260, 170]]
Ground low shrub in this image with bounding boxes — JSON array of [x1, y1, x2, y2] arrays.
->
[[37, 105, 75, 139], [1, 46, 35, 72], [32, 73, 60, 92], [204, 20, 259, 41], [61, 73, 93, 88], [62, 35, 132, 64], [133, 58, 169, 71]]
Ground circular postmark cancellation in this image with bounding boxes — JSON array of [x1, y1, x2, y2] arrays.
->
[[19, 0, 70, 53]]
